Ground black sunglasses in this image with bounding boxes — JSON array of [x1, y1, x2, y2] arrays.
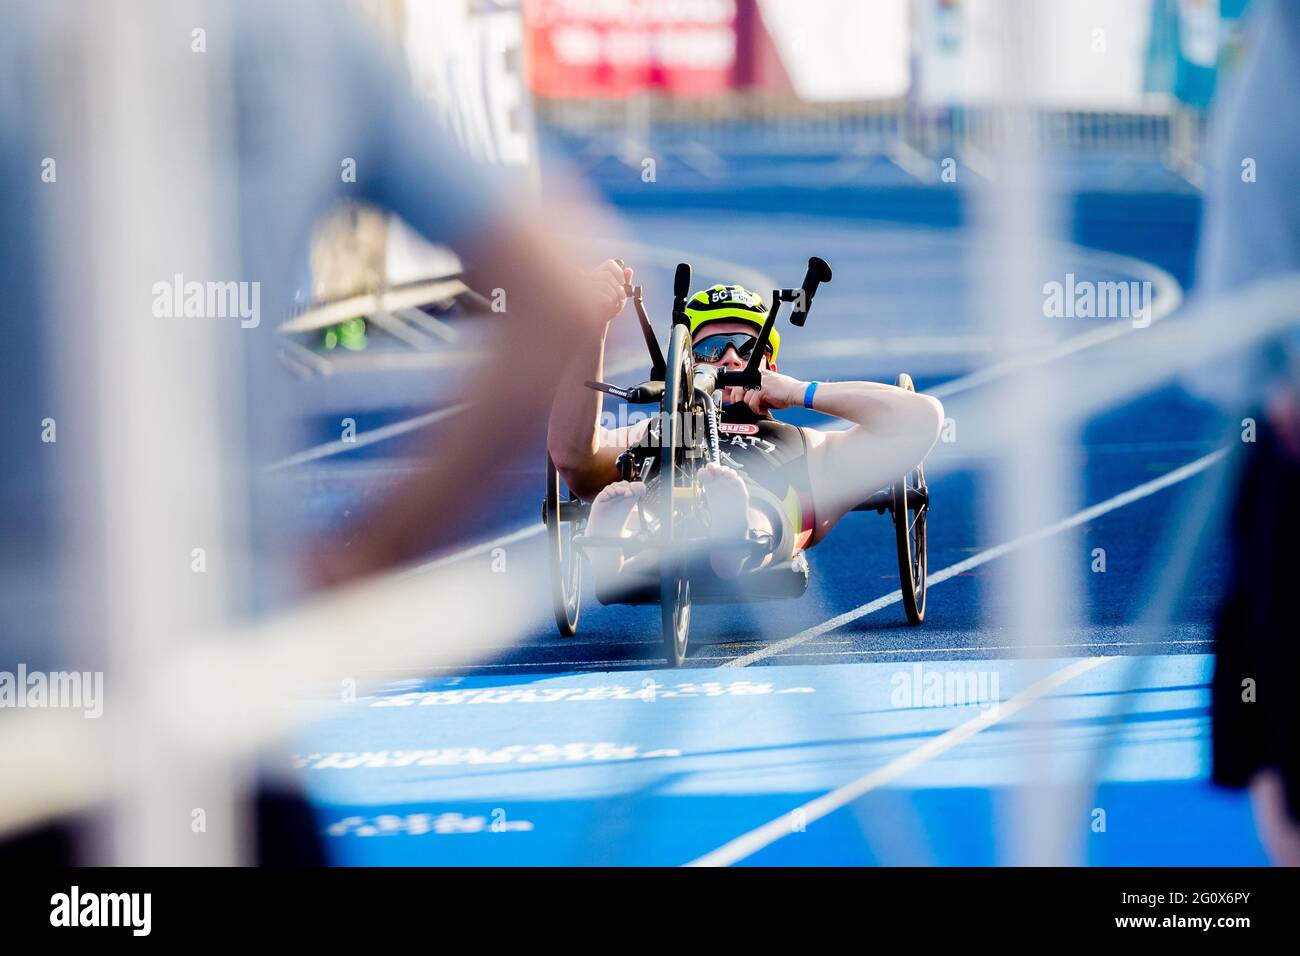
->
[[692, 332, 771, 364]]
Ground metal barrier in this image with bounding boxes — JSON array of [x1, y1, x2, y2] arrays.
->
[[536, 94, 1207, 175]]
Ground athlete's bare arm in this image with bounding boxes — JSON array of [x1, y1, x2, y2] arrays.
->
[[546, 259, 651, 500], [313, 223, 634, 586], [723, 370, 943, 545]]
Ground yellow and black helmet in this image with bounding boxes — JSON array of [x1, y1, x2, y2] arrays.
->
[[684, 284, 780, 363]]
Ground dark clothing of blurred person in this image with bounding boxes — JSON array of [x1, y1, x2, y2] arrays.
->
[[1197, 0, 1300, 864], [1212, 408, 1300, 864], [0, 0, 603, 864]]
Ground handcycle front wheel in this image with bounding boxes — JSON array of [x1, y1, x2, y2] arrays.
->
[[892, 373, 928, 625], [544, 453, 582, 636], [659, 323, 694, 667]]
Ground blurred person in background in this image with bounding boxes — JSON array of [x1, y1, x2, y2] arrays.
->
[[1193, 0, 1300, 865], [0, 0, 612, 864]]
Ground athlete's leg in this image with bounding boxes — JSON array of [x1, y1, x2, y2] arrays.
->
[[583, 480, 646, 581]]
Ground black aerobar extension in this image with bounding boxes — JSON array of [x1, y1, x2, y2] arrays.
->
[[720, 297, 779, 389], [672, 262, 691, 328], [636, 292, 666, 380]]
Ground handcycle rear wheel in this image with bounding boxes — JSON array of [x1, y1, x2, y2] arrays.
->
[[544, 453, 582, 636], [659, 323, 694, 667], [892, 373, 928, 625]]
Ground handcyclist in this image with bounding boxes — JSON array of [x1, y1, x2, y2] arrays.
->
[[547, 260, 945, 584]]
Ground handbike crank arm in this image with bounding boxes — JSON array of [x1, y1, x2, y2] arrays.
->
[[585, 380, 631, 400], [585, 380, 665, 404], [614, 257, 666, 379]]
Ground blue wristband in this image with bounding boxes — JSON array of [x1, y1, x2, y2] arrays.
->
[[803, 381, 819, 409]]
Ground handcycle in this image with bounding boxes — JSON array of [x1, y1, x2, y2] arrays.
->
[[541, 258, 929, 666]]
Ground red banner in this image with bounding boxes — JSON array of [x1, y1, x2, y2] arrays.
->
[[524, 0, 739, 98]]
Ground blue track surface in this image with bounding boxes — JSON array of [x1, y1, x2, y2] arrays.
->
[[286, 153, 1264, 865], [298, 656, 1263, 866]]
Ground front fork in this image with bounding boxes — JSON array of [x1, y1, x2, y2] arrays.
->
[[696, 388, 722, 466]]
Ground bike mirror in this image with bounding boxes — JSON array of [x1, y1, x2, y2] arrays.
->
[[790, 256, 833, 327], [674, 262, 691, 299]]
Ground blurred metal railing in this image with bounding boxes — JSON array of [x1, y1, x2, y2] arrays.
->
[[537, 93, 1207, 175]]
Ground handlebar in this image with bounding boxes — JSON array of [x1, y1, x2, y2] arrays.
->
[[716, 368, 758, 389], [696, 364, 758, 393]]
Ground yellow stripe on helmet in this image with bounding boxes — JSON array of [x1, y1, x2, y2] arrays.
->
[[685, 284, 781, 362]]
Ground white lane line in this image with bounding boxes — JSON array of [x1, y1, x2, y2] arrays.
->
[[358, 638, 1210, 675], [267, 403, 468, 471], [396, 523, 544, 578], [686, 655, 1111, 867], [753, 639, 1212, 658], [721, 448, 1227, 668], [800, 335, 998, 359], [930, 323, 1147, 400], [927, 243, 1183, 400], [350, 659, 640, 673], [265, 350, 648, 475], [265, 349, 646, 475]]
